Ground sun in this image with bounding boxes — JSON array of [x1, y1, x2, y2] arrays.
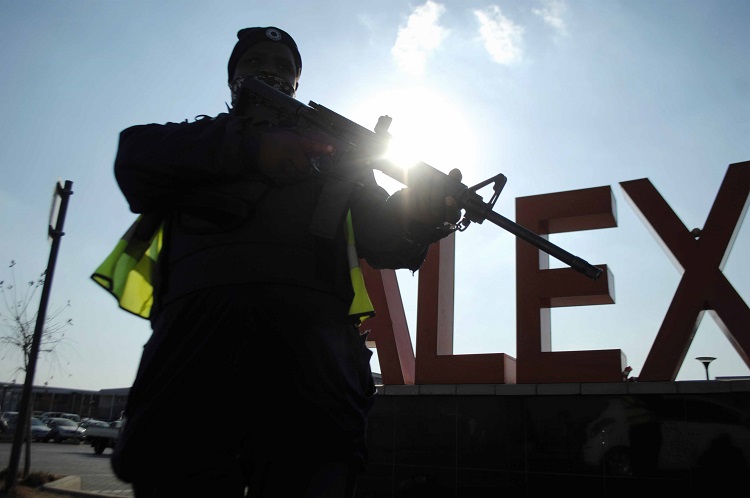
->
[[349, 86, 478, 193]]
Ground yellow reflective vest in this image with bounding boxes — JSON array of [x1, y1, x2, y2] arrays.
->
[[92, 211, 375, 322], [91, 214, 163, 319], [344, 211, 375, 323]]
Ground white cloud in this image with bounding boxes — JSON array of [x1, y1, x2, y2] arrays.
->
[[532, 0, 568, 36], [474, 5, 524, 65], [391, 1, 449, 75]]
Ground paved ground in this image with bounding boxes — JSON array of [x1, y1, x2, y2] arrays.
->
[[0, 438, 133, 496]]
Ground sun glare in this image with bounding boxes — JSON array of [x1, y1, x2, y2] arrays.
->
[[349, 86, 478, 192]]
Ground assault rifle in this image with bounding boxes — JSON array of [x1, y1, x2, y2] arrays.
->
[[236, 77, 603, 281]]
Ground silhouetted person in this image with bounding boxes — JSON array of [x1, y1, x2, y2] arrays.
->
[[110, 26, 462, 498]]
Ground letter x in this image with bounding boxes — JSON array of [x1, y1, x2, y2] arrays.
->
[[620, 161, 750, 381]]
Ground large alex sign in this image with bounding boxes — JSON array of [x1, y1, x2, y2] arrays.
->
[[361, 161, 750, 385]]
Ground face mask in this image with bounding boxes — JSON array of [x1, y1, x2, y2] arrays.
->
[[230, 73, 296, 107]]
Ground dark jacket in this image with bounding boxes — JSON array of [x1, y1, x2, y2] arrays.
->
[[114, 111, 436, 315]]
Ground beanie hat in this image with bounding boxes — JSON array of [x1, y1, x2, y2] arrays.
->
[[227, 27, 302, 82]]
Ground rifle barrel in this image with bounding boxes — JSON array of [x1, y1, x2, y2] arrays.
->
[[484, 210, 603, 280]]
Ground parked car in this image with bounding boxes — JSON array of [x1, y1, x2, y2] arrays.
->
[[43, 417, 86, 444], [86, 418, 125, 454], [80, 418, 109, 428], [28, 417, 52, 441], [41, 411, 81, 423], [1, 412, 18, 433], [80, 418, 109, 440], [4, 416, 52, 442]]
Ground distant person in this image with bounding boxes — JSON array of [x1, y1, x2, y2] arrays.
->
[[110, 26, 462, 497]]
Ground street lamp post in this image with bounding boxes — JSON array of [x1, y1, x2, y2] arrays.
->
[[695, 356, 716, 380], [3, 180, 73, 493]]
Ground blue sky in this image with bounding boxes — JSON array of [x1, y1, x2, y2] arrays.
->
[[1, 0, 748, 391]]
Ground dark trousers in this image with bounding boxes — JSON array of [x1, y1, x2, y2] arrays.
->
[[113, 285, 375, 498]]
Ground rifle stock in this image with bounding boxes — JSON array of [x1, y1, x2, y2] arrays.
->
[[237, 77, 603, 281]]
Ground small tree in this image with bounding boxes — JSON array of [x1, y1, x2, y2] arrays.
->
[[0, 260, 73, 478]]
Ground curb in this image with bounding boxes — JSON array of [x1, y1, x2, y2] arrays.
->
[[42, 475, 119, 497]]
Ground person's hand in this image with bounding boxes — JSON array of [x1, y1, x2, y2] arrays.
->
[[257, 129, 335, 184], [400, 168, 463, 226]]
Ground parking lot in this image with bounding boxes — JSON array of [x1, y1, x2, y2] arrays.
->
[[0, 439, 132, 496]]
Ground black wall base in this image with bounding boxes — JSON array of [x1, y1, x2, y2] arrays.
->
[[356, 381, 750, 497]]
